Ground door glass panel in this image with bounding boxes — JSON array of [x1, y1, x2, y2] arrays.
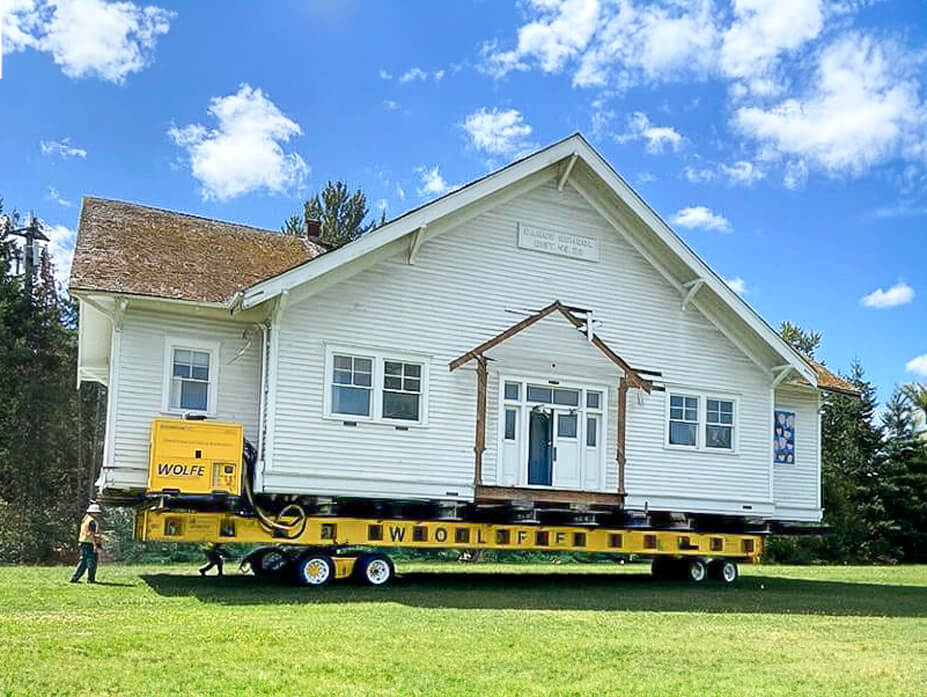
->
[[557, 413, 577, 438], [586, 417, 597, 447], [586, 391, 601, 409], [504, 408, 517, 440], [504, 382, 520, 401]]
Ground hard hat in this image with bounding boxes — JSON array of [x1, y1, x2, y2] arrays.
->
[[86, 503, 103, 514]]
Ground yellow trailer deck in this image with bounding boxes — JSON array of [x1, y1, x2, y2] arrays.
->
[[136, 508, 761, 586]]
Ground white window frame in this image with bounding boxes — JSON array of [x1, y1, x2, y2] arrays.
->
[[663, 388, 740, 455], [495, 373, 610, 490], [323, 343, 431, 426], [161, 337, 221, 417], [666, 392, 700, 449]]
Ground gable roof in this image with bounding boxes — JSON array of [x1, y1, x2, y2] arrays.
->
[[449, 300, 652, 392], [69, 197, 323, 304], [239, 133, 820, 389]]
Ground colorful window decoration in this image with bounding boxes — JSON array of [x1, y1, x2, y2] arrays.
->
[[774, 411, 796, 464]]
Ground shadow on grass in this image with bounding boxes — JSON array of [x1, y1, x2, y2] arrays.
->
[[140, 569, 927, 617]]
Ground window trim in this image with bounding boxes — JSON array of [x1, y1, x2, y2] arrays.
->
[[667, 392, 700, 449], [663, 389, 740, 454], [161, 337, 221, 417], [323, 344, 431, 426]]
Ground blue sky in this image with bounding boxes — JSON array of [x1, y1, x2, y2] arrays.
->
[[2, 0, 925, 407]]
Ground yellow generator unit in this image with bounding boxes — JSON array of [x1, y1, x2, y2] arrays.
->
[[148, 418, 244, 497]]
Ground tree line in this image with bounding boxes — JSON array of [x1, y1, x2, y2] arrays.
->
[[1, 190, 925, 564]]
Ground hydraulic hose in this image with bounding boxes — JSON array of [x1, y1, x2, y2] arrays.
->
[[242, 439, 307, 539]]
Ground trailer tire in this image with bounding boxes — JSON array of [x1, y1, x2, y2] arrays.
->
[[355, 553, 395, 586], [710, 559, 739, 584], [651, 557, 677, 580], [296, 553, 335, 587], [686, 558, 708, 583], [247, 547, 290, 577]]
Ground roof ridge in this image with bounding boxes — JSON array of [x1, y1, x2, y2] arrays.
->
[[82, 196, 282, 237]]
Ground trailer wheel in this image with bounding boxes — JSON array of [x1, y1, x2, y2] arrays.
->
[[296, 553, 335, 587], [710, 559, 739, 584], [355, 553, 395, 586], [686, 558, 708, 583], [247, 547, 290, 577]]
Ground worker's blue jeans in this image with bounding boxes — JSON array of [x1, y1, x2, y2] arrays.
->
[[71, 542, 97, 582]]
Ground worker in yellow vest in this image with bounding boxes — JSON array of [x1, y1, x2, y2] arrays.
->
[[70, 503, 103, 584]]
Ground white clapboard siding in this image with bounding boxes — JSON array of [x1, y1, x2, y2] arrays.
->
[[772, 386, 822, 521], [264, 178, 796, 516], [99, 307, 261, 491]]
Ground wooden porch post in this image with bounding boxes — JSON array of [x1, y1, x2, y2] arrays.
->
[[616, 376, 628, 495], [474, 356, 488, 486]]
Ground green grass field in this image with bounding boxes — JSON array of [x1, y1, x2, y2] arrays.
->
[[2, 561, 926, 697]]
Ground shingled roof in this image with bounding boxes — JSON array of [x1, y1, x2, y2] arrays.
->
[[69, 197, 323, 304], [802, 355, 860, 396]]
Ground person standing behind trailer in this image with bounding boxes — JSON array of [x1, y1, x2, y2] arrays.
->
[[70, 503, 103, 584], [199, 543, 231, 576]]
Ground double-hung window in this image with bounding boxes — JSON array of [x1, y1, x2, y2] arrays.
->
[[331, 354, 373, 417], [705, 399, 734, 450], [326, 347, 429, 424], [668, 394, 699, 447], [383, 361, 422, 421], [163, 339, 220, 415]]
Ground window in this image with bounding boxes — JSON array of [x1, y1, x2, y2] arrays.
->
[[504, 382, 520, 401], [706, 399, 734, 450], [526, 385, 579, 406], [163, 340, 219, 415], [586, 391, 601, 409], [170, 349, 211, 411], [382, 360, 422, 421], [504, 409, 517, 440], [331, 354, 373, 417], [774, 410, 795, 464], [325, 346, 430, 425], [586, 416, 598, 447], [669, 394, 699, 447]]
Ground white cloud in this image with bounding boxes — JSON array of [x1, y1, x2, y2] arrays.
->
[[637, 172, 656, 184], [383, 99, 400, 111], [168, 84, 308, 201], [462, 107, 534, 155], [44, 222, 76, 287], [46, 185, 71, 207], [3, 0, 173, 83], [670, 206, 732, 232], [720, 160, 765, 185], [417, 165, 451, 196], [721, 0, 824, 92], [906, 354, 927, 378], [481, 0, 601, 79], [40, 137, 86, 158], [434, 69, 445, 81], [378, 68, 392, 80], [861, 281, 915, 309], [725, 276, 748, 295], [395, 182, 405, 201], [871, 203, 927, 219], [399, 67, 428, 83], [734, 34, 927, 177], [615, 112, 682, 154], [683, 165, 715, 183], [783, 159, 808, 189]]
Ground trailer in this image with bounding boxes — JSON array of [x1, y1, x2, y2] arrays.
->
[[135, 507, 760, 586]]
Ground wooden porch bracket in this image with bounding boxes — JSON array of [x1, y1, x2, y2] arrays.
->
[[473, 356, 488, 486], [616, 376, 629, 494]]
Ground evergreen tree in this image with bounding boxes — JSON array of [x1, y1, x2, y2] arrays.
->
[[283, 181, 375, 246], [779, 321, 821, 357], [0, 200, 105, 563]]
